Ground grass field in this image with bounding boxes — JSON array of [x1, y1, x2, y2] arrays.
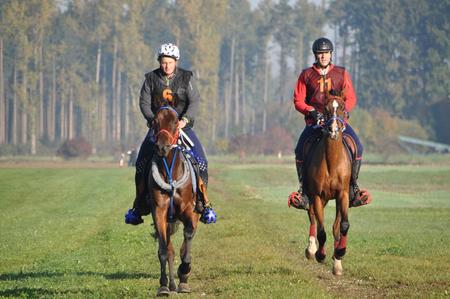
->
[[0, 158, 449, 298]]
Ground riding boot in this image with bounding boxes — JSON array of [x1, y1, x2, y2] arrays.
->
[[349, 159, 363, 207], [125, 172, 149, 225], [296, 162, 304, 195], [194, 178, 210, 212], [288, 162, 310, 210], [195, 172, 216, 224]]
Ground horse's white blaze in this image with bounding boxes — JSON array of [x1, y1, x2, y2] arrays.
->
[[330, 99, 340, 139], [332, 99, 339, 109], [330, 120, 339, 139], [305, 236, 317, 259], [332, 258, 343, 276]]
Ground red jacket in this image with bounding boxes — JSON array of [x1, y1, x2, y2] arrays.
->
[[293, 63, 357, 125]]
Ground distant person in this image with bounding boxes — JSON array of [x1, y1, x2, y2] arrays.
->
[[288, 37, 370, 209], [119, 153, 125, 167], [127, 148, 137, 167], [125, 43, 214, 225]]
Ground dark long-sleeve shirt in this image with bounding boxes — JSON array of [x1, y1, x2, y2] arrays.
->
[[139, 67, 200, 127]]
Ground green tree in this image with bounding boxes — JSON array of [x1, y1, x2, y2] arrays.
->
[[174, 0, 226, 147], [271, 0, 296, 103]]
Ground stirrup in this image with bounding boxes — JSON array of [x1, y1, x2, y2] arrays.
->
[[125, 209, 143, 225], [200, 207, 217, 224], [288, 191, 310, 210], [350, 188, 372, 208]]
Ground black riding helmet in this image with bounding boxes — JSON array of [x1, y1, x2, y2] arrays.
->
[[312, 37, 334, 53]]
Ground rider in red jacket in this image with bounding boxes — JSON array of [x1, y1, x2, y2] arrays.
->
[[294, 64, 356, 123], [289, 37, 370, 210]]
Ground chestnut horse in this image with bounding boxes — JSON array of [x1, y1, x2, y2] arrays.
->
[[303, 94, 352, 276], [149, 105, 200, 296]]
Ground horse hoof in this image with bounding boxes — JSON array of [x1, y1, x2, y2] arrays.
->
[[332, 258, 343, 276], [169, 282, 177, 292], [315, 251, 326, 263], [177, 282, 191, 293], [305, 248, 316, 260], [156, 286, 170, 297]]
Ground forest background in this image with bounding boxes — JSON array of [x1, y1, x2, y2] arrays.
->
[[0, 0, 448, 157]]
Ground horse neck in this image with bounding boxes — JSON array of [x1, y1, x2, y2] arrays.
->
[[323, 134, 345, 165]]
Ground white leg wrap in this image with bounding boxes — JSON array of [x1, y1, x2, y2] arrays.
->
[[332, 257, 343, 276], [305, 236, 317, 260]]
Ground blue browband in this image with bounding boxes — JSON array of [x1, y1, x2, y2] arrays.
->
[[325, 116, 346, 131], [158, 105, 179, 117]]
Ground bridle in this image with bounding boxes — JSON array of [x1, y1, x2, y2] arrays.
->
[[323, 99, 346, 140], [154, 106, 179, 145]]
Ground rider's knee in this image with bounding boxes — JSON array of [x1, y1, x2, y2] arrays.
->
[[358, 143, 364, 157], [198, 159, 207, 173], [135, 159, 146, 175]]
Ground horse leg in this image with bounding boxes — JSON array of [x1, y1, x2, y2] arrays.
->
[[313, 196, 327, 263], [166, 227, 177, 292], [177, 218, 197, 293], [154, 209, 172, 296], [305, 208, 317, 260], [333, 192, 350, 276]]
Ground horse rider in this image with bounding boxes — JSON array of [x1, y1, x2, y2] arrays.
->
[[125, 43, 213, 225], [289, 37, 370, 210]]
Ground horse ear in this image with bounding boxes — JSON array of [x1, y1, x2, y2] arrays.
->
[[330, 89, 344, 97], [170, 92, 179, 107]]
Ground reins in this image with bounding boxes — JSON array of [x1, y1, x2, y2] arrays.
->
[[155, 129, 179, 145], [162, 148, 178, 222]]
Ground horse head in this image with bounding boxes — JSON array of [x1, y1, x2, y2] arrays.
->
[[323, 92, 347, 140], [153, 105, 179, 157]]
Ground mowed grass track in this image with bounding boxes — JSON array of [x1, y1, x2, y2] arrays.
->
[[0, 161, 449, 298]]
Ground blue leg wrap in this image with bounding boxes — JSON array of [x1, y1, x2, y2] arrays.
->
[[200, 207, 217, 224], [125, 208, 143, 225]]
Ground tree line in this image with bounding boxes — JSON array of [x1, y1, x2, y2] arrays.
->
[[0, 0, 448, 156]]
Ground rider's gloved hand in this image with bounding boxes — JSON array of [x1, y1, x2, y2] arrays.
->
[[309, 110, 324, 125], [147, 117, 155, 128]]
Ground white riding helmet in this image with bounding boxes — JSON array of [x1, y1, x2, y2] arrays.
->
[[157, 43, 180, 60]]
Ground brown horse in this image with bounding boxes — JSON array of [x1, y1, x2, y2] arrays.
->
[[149, 105, 199, 296], [303, 94, 352, 276]]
